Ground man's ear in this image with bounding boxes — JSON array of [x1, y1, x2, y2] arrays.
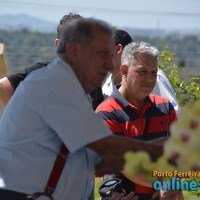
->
[[120, 64, 128, 77], [66, 42, 79, 63], [55, 39, 59, 47], [116, 44, 123, 56]]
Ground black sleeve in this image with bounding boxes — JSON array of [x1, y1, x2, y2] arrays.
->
[[7, 62, 50, 89], [90, 86, 104, 111]]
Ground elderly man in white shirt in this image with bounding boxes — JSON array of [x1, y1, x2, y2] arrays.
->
[[0, 17, 163, 200]]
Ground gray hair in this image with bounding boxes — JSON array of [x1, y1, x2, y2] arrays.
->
[[57, 17, 115, 54], [121, 42, 159, 67]]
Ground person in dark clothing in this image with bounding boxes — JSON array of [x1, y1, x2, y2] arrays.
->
[[6, 61, 104, 110]]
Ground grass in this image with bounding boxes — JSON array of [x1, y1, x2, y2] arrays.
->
[[95, 177, 103, 199], [182, 191, 199, 199], [94, 178, 199, 200]]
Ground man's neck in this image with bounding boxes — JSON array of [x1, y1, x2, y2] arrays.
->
[[118, 86, 146, 111], [128, 98, 146, 111], [112, 72, 122, 85]]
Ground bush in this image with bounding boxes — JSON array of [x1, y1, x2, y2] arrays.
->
[[158, 46, 200, 106]]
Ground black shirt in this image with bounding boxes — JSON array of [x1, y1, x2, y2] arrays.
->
[[7, 62, 104, 110]]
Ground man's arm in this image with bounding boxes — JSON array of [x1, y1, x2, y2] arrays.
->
[[0, 77, 14, 105], [87, 135, 163, 177]]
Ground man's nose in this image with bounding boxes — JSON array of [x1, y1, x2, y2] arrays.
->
[[145, 72, 156, 82]]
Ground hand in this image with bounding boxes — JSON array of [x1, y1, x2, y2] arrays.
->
[[162, 191, 179, 200], [109, 192, 138, 200], [151, 190, 160, 200], [151, 189, 184, 200], [177, 191, 184, 200]]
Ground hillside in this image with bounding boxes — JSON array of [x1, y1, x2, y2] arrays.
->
[[0, 14, 57, 32], [0, 29, 199, 79], [0, 29, 56, 73]]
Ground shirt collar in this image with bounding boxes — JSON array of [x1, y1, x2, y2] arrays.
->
[[110, 85, 129, 108], [110, 85, 152, 108]]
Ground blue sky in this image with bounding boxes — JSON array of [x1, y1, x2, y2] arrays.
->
[[0, 0, 200, 30]]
